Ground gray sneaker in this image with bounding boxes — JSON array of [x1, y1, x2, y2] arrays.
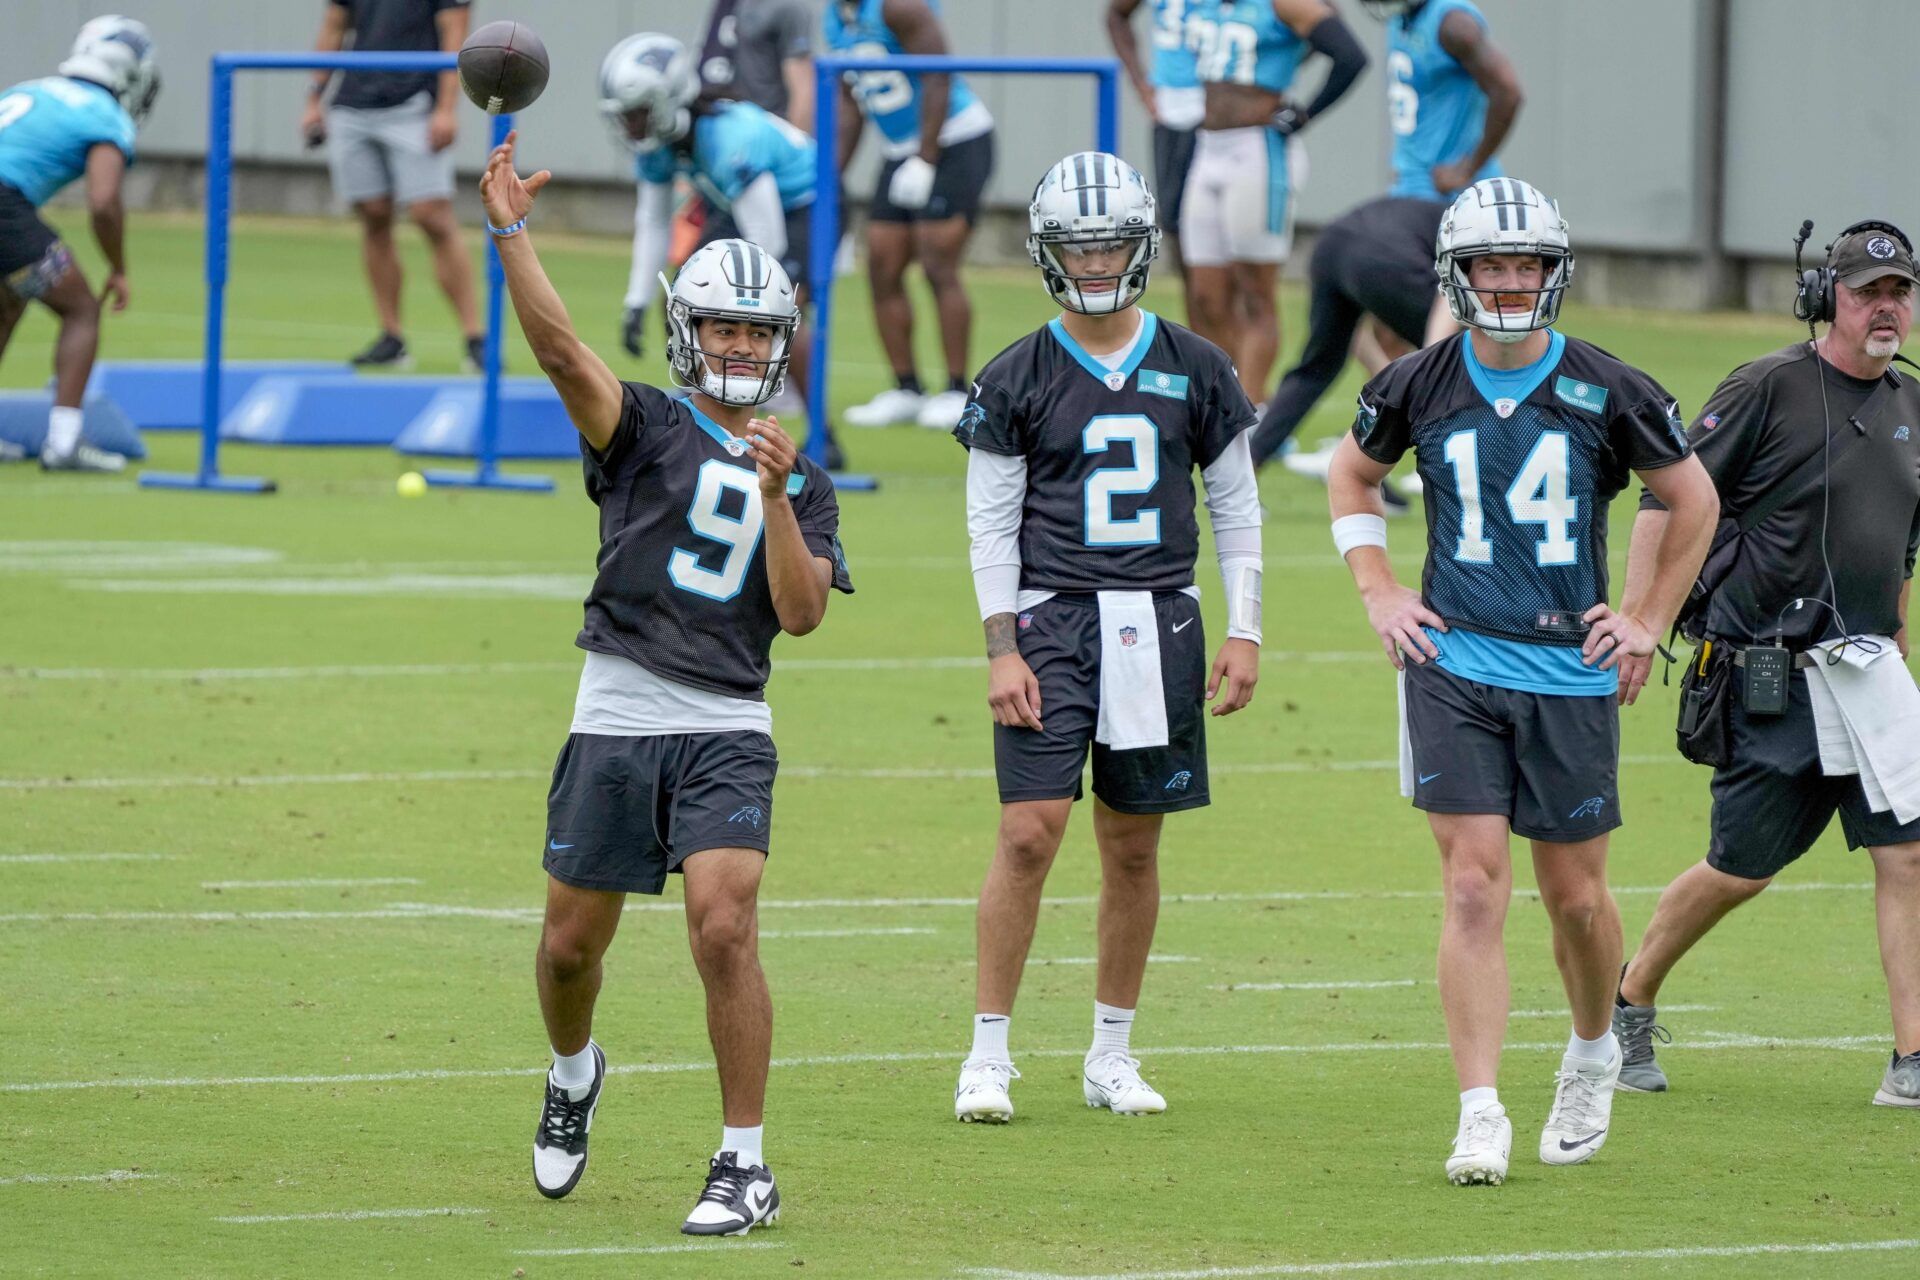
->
[[1612, 1000, 1670, 1093], [1872, 1051, 1920, 1108]]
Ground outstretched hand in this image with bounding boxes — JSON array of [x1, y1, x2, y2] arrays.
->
[[478, 130, 551, 229]]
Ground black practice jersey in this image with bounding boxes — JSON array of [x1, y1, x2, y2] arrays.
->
[[1354, 331, 1690, 646], [576, 383, 854, 700], [954, 311, 1256, 592]]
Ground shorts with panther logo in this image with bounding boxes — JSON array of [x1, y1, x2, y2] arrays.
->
[[993, 590, 1210, 815], [543, 731, 777, 894]]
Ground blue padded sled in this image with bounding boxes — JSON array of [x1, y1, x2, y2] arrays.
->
[[84, 360, 354, 430], [0, 390, 146, 459], [220, 375, 462, 446], [391, 379, 580, 460]]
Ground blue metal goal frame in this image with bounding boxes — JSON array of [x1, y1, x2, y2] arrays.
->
[[140, 51, 549, 495], [806, 55, 1120, 480]]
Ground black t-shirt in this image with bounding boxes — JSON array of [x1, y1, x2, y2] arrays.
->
[[953, 312, 1256, 593], [1641, 343, 1920, 646], [1317, 196, 1446, 348], [330, 0, 468, 110], [576, 383, 854, 701], [1356, 331, 1690, 646]]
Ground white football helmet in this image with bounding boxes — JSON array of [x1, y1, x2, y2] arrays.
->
[[598, 34, 699, 154], [1028, 152, 1160, 316], [663, 239, 799, 408], [60, 15, 160, 124], [1436, 177, 1574, 344]]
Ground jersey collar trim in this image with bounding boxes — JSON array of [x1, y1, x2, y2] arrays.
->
[[685, 400, 737, 449], [1047, 311, 1158, 388], [1461, 328, 1565, 411]]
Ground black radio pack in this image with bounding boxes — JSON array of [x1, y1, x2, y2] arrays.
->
[[1742, 644, 1792, 715]]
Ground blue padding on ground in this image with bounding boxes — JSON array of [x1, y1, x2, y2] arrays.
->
[[83, 361, 355, 430], [221, 376, 465, 446], [0, 390, 146, 459], [392, 379, 582, 459]]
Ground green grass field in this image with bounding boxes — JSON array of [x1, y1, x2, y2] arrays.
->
[[2, 213, 1915, 1279]]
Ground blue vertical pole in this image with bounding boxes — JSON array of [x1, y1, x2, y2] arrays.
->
[[476, 111, 513, 481], [804, 59, 838, 469], [1096, 65, 1119, 157], [199, 60, 232, 481]]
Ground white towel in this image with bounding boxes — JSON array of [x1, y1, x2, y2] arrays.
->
[[1095, 591, 1169, 750], [1804, 637, 1920, 824], [1396, 666, 1416, 798]]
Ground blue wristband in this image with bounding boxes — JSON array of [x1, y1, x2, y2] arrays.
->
[[487, 216, 527, 238]]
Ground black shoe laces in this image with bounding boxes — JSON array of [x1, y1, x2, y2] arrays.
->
[[538, 1080, 593, 1153], [698, 1155, 752, 1207]]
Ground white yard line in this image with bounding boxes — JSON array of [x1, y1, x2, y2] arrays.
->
[[0, 1170, 155, 1186], [1509, 1003, 1718, 1019], [0, 853, 176, 865], [200, 877, 422, 890], [1219, 979, 1421, 992], [2, 1035, 1888, 1095], [961, 1238, 1920, 1280], [213, 1207, 487, 1225], [514, 1242, 787, 1257]]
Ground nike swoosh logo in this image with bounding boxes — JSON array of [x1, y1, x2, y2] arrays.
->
[[1558, 1131, 1605, 1151], [978, 1016, 1006, 1023], [1171, 619, 1193, 632], [1100, 1017, 1130, 1024], [548, 839, 574, 851], [1418, 772, 1442, 785], [748, 1185, 772, 1213]]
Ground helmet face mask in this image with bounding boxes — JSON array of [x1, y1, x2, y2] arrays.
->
[[1028, 152, 1160, 317], [664, 240, 800, 409], [598, 34, 697, 154], [61, 16, 160, 125], [1436, 178, 1574, 344]]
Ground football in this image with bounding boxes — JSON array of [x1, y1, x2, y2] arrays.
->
[[457, 20, 550, 115]]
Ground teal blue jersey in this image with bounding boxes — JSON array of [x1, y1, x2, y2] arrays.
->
[[1192, 0, 1306, 94], [0, 77, 136, 207], [636, 101, 815, 212], [1386, 0, 1500, 199], [1150, 0, 1202, 91], [825, 0, 986, 156]]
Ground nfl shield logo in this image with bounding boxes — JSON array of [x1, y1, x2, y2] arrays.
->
[[1118, 625, 1138, 648], [1495, 397, 1517, 419], [1105, 371, 1126, 391], [1018, 611, 1034, 629]]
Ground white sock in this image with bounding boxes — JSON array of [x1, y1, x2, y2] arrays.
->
[[969, 1013, 1010, 1062], [549, 1041, 597, 1096], [1089, 1001, 1134, 1060], [45, 406, 83, 457], [1460, 1085, 1500, 1116], [1566, 1028, 1617, 1067], [721, 1125, 764, 1169]]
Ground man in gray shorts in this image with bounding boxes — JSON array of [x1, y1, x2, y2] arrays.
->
[[302, 0, 483, 370]]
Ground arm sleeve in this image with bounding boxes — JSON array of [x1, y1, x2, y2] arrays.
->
[[1299, 14, 1368, 122], [1639, 371, 1767, 515], [1350, 370, 1413, 464], [952, 375, 1025, 455], [1201, 430, 1261, 532], [625, 181, 674, 310], [966, 449, 1028, 620], [728, 172, 788, 261], [792, 472, 856, 594], [1213, 524, 1264, 643]]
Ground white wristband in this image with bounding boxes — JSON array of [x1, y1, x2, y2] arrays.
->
[[1223, 559, 1263, 644], [1332, 513, 1389, 558]]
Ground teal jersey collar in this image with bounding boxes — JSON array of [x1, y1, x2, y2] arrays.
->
[[1047, 311, 1159, 387]]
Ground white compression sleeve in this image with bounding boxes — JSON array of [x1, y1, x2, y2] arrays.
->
[[967, 448, 1027, 621], [728, 173, 788, 262], [1203, 432, 1263, 643], [625, 181, 673, 310]]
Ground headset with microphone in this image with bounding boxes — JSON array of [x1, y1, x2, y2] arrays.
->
[[1793, 218, 1916, 327]]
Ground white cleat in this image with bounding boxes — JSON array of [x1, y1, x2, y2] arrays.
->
[[1280, 438, 1339, 481], [39, 443, 127, 473], [915, 389, 968, 431], [844, 387, 925, 428], [1447, 1104, 1512, 1186], [954, 1057, 1018, 1123], [680, 1153, 779, 1237], [1540, 1048, 1621, 1166], [1082, 1052, 1166, 1116]]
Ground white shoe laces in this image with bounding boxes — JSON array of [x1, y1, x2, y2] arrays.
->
[[1548, 1068, 1606, 1135], [1086, 1051, 1149, 1092], [959, 1058, 1019, 1094], [1456, 1106, 1506, 1151]]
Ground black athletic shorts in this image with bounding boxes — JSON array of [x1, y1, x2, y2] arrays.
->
[[870, 131, 995, 225], [0, 183, 71, 302], [1402, 656, 1621, 843], [543, 731, 778, 895], [1707, 664, 1920, 880], [1152, 123, 1198, 235], [994, 591, 1209, 815], [698, 202, 812, 291]]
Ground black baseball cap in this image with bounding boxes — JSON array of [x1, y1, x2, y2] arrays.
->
[[1830, 224, 1920, 289]]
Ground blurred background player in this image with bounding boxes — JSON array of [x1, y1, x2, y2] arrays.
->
[[829, 0, 996, 432], [1327, 178, 1717, 1185], [0, 15, 157, 473], [1183, 0, 1366, 406], [952, 152, 1261, 1125], [602, 33, 846, 471], [301, 0, 483, 372], [1105, 0, 1204, 321], [479, 133, 853, 1234], [1366, 0, 1522, 344]]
